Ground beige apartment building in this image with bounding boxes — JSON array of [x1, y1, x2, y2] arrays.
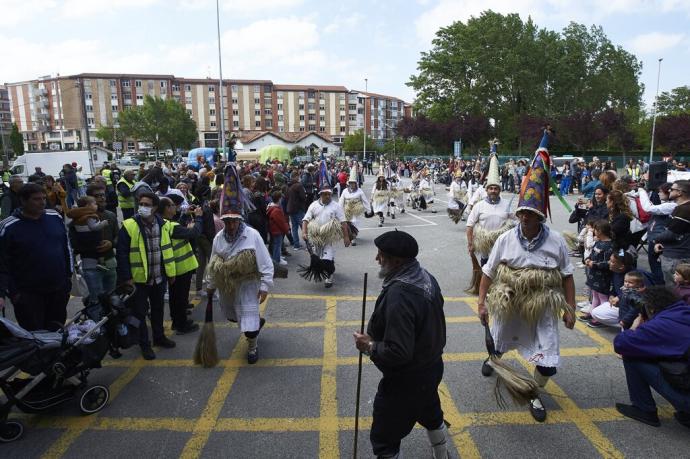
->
[[5, 73, 410, 153]]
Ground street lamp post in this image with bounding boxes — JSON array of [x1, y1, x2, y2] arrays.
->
[[383, 121, 396, 159], [363, 78, 367, 164], [649, 58, 663, 164], [216, 0, 226, 161]]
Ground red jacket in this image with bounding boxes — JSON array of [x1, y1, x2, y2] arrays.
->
[[266, 204, 290, 236]]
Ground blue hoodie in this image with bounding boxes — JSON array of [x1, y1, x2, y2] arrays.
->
[[614, 301, 690, 361]]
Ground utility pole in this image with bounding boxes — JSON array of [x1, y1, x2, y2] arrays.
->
[[649, 58, 663, 164], [363, 78, 367, 164], [78, 78, 95, 173], [216, 0, 226, 161]]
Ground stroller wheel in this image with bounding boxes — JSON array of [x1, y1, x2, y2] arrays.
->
[[79, 385, 110, 414], [0, 420, 24, 443]]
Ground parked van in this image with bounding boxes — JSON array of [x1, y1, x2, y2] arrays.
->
[[9, 150, 106, 180]]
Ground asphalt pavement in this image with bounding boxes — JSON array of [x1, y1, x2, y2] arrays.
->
[[3, 176, 689, 458]]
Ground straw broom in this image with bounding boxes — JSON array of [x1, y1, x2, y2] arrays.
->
[[193, 297, 219, 368], [465, 251, 482, 295], [483, 323, 539, 408]]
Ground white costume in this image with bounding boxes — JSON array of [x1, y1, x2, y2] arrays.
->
[[482, 227, 574, 367], [447, 180, 467, 211], [339, 187, 370, 229], [371, 183, 390, 214], [419, 177, 434, 203], [466, 198, 514, 258], [206, 225, 274, 332], [303, 199, 346, 261]]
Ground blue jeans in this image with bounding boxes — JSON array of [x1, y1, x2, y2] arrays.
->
[[623, 358, 690, 413], [560, 177, 572, 196], [81, 257, 117, 304], [269, 235, 282, 263], [289, 211, 305, 248]]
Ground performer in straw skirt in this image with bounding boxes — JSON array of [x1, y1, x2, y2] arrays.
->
[[338, 164, 369, 246], [372, 169, 390, 227], [477, 128, 576, 422], [206, 164, 274, 364], [388, 174, 405, 218], [466, 153, 515, 264], [446, 170, 467, 224], [419, 168, 437, 213]]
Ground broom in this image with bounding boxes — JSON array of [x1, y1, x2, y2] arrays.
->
[[193, 296, 219, 368], [464, 251, 482, 295], [297, 240, 329, 282], [483, 323, 539, 408]]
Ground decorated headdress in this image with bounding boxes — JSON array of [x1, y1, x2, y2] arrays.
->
[[220, 163, 252, 219], [317, 154, 332, 193], [377, 164, 385, 177], [486, 140, 500, 187], [454, 169, 463, 178], [516, 128, 553, 220]]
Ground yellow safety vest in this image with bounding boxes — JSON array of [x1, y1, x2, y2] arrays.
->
[[117, 178, 135, 209], [102, 168, 113, 186], [122, 218, 176, 283], [165, 220, 199, 276]]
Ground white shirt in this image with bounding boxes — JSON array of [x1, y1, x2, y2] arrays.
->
[[466, 198, 513, 230], [339, 187, 371, 225], [303, 198, 346, 226]]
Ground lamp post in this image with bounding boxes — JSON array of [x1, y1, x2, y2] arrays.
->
[[363, 78, 367, 164], [649, 57, 663, 164], [383, 121, 396, 159], [216, 0, 226, 161]]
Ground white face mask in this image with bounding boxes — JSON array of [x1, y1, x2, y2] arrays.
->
[[138, 206, 152, 218]]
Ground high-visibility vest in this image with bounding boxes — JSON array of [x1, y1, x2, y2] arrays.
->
[[102, 168, 113, 186], [165, 220, 199, 276], [122, 218, 176, 283], [117, 178, 135, 209]]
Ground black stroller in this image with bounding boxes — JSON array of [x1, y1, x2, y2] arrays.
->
[[0, 285, 139, 442]]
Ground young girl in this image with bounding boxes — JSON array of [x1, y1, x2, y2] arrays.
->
[[673, 263, 690, 302], [581, 220, 614, 323]]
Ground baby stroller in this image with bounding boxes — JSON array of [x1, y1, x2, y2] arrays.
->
[[0, 285, 139, 442]]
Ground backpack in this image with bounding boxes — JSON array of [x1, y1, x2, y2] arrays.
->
[[634, 196, 652, 224]]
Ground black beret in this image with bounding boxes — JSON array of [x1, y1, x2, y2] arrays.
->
[[374, 230, 419, 259]]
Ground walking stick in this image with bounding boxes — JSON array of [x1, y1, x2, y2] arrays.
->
[[353, 272, 368, 459]]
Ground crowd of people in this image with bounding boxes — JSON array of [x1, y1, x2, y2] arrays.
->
[[0, 142, 689, 456]]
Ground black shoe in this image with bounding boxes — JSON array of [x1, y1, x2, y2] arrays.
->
[[577, 314, 592, 323], [386, 211, 390, 216], [282, 250, 292, 257], [481, 358, 494, 377], [674, 411, 690, 429], [141, 346, 156, 360], [401, 208, 405, 213], [186, 302, 195, 309], [529, 397, 547, 423], [176, 322, 200, 335], [153, 336, 176, 348], [391, 214, 395, 219], [259, 317, 266, 330], [615, 403, 660, 427], [247, 349, 259, 365]]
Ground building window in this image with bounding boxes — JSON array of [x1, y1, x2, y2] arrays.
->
[[187, 109, 192, 115], [264, 109, 271, 115], [160, 81, 166, 88], [87, 117, 95, 126], [299, 115, 305, 121], [277, 91, 283, 99], [135, 80, 142, 87], [277, 104, 283, 110], [340, 115, 345, 121], [109, 80, 116, 87], [85, 93, 92, 100], [172, 84, 180, 91], [232, 109, 239, 116], [349, 104, 357, 110], [320, 127, 325, 132], [111, 105, 118, 111], [308, 103, 315, 110], [136, 95, 143, 100], [209, 96, 215, 104], [254, 109, 261, 116], [319, 105, 325, 111], [266, 120, 272, 128], [209, 109, 216, 115], [185, 84, 192, 91], [299, 127, 305, 132], [210, 121, 216, 128], [319, 115, 325, 121], [232, 98, 238, 104], [233, 120, 239, 127], [308, 91, 315, 98], [308, 125, 316, 131], [349, 115, 356, 121], [340, 126, 346, 133], [308, 114, 315, 121], [299, 91, 305, 98], [299, 104, 304, 110], [208, 85, 215, 92], [185, 96, 192, 104], [279, 127, 285, 132], [254, 85, 260, 93], [254, 98, 260, 104], [255, 120, 261, 128], [85, 105, 93, 112], [230, 84, 238, 92]]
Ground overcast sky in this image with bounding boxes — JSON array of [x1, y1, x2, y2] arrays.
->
[[2, 0, 688, 109]]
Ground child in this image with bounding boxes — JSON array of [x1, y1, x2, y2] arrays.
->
[[266, 191, 289, 265], [67, 196, 109, 266], [580, 220, 614, 325], [576, 220, 597, 312], [673, 263, 690, 302], [590, 271, 647, 329]]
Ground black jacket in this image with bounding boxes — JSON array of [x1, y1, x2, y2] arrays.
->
[[367, 267, 446, 377], [586, 240, 614, 295], [116, 215, 168, 284]]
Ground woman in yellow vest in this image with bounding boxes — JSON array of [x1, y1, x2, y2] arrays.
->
[[116, 170, 137, 219], [158, 196, 204, 335]]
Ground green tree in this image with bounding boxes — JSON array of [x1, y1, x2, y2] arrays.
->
[[342, 129, 378, 154], [657, 86, 690, 116], [118, 96, 197, 154], [94, 124, 123, 145], [10, 123, 24, 155], [289, 145, 307, 158]]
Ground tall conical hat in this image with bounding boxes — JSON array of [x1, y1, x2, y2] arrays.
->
[[348, 163, 359, 183], [516, 128, 553, 220], [377, 164, 385, 177], [486, 153, 500, 187], [220, 163, 245, 219], [317, 156, 332, 193]]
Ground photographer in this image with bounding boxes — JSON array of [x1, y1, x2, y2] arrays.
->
[[570, 185, 609, 232], [614, 286, 690, 429]]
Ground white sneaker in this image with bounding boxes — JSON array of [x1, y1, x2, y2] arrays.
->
[[279, 259, 288, 266], [577, 301, 590, 309]]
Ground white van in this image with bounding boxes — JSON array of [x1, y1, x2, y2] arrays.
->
[[552, 156, 585, 174], [9, 151, 106, 180]]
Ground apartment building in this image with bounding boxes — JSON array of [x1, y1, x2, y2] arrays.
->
[[0, 85, 12, 156], [5, 73, 410, 152]]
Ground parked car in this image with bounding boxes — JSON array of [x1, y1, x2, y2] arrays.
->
[[116, 156, 140, 166], [552, 156, 584, 173]]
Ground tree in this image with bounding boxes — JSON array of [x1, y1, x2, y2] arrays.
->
[[10, 123, 24, 156], [342, 129, 379, 154], [118, 96, 197, 154], [655, 114, 690, 153], [407, 11, 643, 150], [94, 124, 123, 145], [290, 145, 306, 158], [657, 86, 690, 116]]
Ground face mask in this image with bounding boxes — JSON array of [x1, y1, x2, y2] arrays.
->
[[138, 206, 152, 218]]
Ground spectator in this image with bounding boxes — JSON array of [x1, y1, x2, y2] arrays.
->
[[674, 264, 690, 302], [581, 220, 614, 326], [0, 183, 72, 331], [614, 286, 690, 429], [116, 192, 177, 360], [286, 172, 307, 250], [607, 190, 633, 251], [266, 191, 290, 265], [653, 180, 690, 286], [589, 270, 648, 329], [28, 166, 46, 183], [44, 175, 67, 214], [62, 163, 80, 207], [1, 175, 23, 219], [116, 169, 137, 220], [560, 162, 572, 196], [637, 183, 675, 284]]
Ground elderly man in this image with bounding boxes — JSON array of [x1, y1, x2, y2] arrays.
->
[[478, 132, 576, 422], [354, 230, 448, 458], [0, 183, 72, 331], [466, 154, 514, 264]]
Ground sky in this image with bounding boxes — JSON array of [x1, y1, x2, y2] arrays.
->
[[1, 0, 689, 110]]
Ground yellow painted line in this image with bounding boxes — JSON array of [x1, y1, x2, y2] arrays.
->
[[573, 321, 615, 353], [437, 381, 482, 459], [268, 293, 474, 303], [215, 417, 320, 432], [94, 417, 196, 431], [515, 358, 624, 459], [40, 363, 143, 459], [319, 298, 339, 459]]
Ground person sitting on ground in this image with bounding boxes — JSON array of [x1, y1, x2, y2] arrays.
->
[[614, 286, 690, 429], [588, 271, 647, 329]]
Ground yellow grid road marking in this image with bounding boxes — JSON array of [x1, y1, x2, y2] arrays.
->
[[438, 381, 482, 458], [319, 298, 339, 458]]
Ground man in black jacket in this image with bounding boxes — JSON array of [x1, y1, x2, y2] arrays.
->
[[354, 230, 448, 459]]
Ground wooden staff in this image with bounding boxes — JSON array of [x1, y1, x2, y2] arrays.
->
[[353, 272, 368, 458]]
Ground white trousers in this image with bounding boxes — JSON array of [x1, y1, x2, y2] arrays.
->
[[590, 302, 620, 327]]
